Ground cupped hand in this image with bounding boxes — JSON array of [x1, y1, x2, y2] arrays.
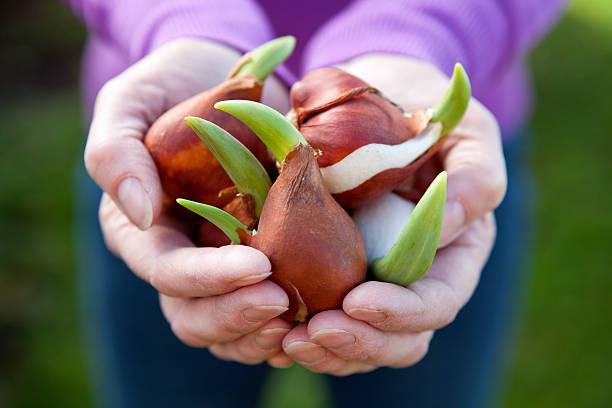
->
[[85, 38, 289, 230], [282, 55, 505, 374], [283, 213, 495, 375], [88, 39, 291, 365], [100, 195, 294, 366]]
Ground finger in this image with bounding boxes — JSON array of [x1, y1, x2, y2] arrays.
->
[[307, 310, 432, 367], [439, 101, 506, 246], [345, 214, 496, 332], [84, 75, 165, 230], [100, 195, 272, 297], [161, 280, 289, 347], [282, 325, 373, 375], [207, 318, 292, 365]]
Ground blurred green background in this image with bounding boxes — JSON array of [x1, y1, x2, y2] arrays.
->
[[0, 0, 610, 407]]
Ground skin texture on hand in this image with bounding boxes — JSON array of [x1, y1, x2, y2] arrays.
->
[[281, 55, 506, 375], [88, 39, 292, 366]]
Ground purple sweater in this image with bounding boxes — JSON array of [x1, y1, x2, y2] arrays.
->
[[69, 0, 566, 135]]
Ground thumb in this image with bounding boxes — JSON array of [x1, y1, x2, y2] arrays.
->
[[84, 78, 164, 230]]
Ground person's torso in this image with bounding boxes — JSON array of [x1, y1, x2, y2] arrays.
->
[[81, 0, 528, 135]]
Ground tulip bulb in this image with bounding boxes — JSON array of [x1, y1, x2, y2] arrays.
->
[[144, 36, 295, 218], [289, 64, 469, 207]]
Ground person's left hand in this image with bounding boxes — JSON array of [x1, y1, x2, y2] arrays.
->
[[281, 54, 504, 374], [281, 213, 495, 375]]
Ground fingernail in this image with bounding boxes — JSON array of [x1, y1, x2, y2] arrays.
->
[[311, 329, 356, 348], [117, 177, 153, 230], [348, 308, 387, 323], [233, 272, 272, 287], [255, 328, 290, 349], [285, 341, 327, 365], [242, 306, 288, 322], [440, 199, 465, 247]]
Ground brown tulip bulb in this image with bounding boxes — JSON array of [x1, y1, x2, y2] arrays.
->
[[247, 144, 368, 322], [145, 77, 272, 216], [144, 36, 296, 221]]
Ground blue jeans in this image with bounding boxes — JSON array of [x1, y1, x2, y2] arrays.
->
[[76, 132, 532, 408]]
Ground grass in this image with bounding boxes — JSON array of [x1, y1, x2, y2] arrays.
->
[[0, 1, 611, 407], [0, 92, 91, 407], [502, 1, 612, 406]]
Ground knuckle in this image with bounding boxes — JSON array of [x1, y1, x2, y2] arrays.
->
[[437, 294, 460, 328], [354, 338, 384, 362], [482, 168, 507, 209], [208, 345, 233, 362], [483, 213, 497, 242], [96, 78, 122, 107], [170, 320, 210, 348], [409, 340, 430, 365], [84, 138, 122, 180], [459, 162, 506, 213], [441, 309, 459, 327], [391, 341, 430, 368], [159, 295, 177, 323], [235, 340, 270, 365], [367, 342, 385, 361], [83, 139, 106, 177], [220, 313, 252, 337], [147, 263, 162, 293], [214, 299, 254, 338], [147, 258, 175, 296], [413, 280, 460, 330]]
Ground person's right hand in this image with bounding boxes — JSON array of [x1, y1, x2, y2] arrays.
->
[[87, 39, 294, 367]]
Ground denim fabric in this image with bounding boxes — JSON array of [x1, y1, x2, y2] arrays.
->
[[75, 132, 532, 408]]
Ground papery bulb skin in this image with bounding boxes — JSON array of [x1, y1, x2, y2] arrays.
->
[[248, 144, 367, 322], [353, 193, 416, 262], [393, 153, 444, 203], [145, 77, 273, 219], [289, 67, 446, 208]]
